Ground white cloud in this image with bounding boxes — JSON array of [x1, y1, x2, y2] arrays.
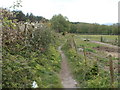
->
[[0, 0, 119, 24]]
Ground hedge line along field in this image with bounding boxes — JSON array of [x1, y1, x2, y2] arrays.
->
[[62, 34, 118, 88], [3, 44, 63, 88], [2, 13, 64, 87]]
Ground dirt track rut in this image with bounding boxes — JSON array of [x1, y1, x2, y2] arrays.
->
[[58, 45, 77, 88]]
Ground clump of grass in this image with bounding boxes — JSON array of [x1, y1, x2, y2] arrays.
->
[[85, 48, 96, 53]]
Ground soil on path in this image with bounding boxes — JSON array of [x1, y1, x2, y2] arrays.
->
[[91, 41, 119, 49], [91, 40, 119, 58], [58, 45, 77, 88], [89, 40, 119, 72]]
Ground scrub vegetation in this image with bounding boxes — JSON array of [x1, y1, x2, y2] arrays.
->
[[1, 1, 119, 88]]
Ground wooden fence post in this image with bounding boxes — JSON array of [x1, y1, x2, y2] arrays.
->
[[83, 46, 87, 66], [72, 35, 77, 53], [118, 49, 120, 88], [109, 55, 114, 88], [100, 36, 103, 42]]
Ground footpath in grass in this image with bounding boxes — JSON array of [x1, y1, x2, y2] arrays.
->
[[58, 43, 77, 88], [61, 34, 118, 88]]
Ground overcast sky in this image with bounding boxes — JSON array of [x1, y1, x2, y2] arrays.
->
[[0, 0, 119, 24]]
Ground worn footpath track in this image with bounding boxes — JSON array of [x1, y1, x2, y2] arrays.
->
[[58, 44, 77, 88], [91, 41, 119, 49]]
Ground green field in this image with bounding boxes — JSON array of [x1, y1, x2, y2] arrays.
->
[[75, 34, 118, 45]]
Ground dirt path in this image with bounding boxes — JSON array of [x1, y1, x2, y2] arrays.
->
[[58, 45, 77, 88], [91, 41, 119, 49]]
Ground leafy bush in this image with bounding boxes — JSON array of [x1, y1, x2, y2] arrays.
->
[[2, 44, 62, 88], [2, 9, 62, 88], [28, 25, 57, 51], [87, 75, 110, 88]]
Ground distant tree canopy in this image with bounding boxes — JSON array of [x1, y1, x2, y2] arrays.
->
[[12, 10, 26, 21], [69, 22, 118, 35], [10, 10, 46, 22], [50, 14, 70, 33], [50, 14, 118, 35], [2, 7, 118, 35]]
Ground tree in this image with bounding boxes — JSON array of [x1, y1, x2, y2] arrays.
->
[[29, 13, 35, 22], [69, 24, 77, 33], [12, 10, 26, 21], [50, 14, 70, 33]]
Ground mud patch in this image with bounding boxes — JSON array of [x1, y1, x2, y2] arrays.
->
[[106, 52, 118, 58], [93, 46, 119, 53]]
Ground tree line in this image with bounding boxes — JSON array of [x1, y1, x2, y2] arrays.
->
[[3, 8, 118, 35], [69, 22, 118, 35], [50, 14, 118, 35], [8, 10, 48, 22]]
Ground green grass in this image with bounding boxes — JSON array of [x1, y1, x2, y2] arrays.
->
[[74, 35, 101, 54], [76, 35, 118, 41], [75, 37, 100, 48], [62, 41, 111, 88], [75, 34, 119, 45], [62, 34, 118, 88]]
